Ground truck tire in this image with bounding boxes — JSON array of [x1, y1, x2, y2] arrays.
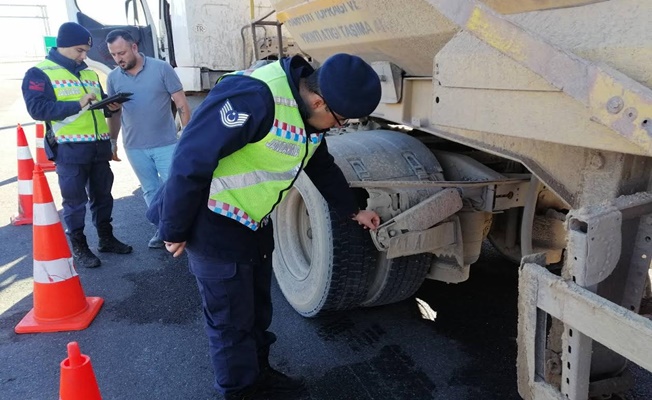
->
[[360, 252, 433, 308], [272, 173, 370, 317], [321, 130, 443, 308]]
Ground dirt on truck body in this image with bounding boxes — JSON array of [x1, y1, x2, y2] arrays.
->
[[268, 1, 652, 399], [68, 1, 652, 399]]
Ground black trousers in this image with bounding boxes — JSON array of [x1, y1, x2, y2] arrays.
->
[[187, 248, 276, 395], [56, 160, 114, 233]]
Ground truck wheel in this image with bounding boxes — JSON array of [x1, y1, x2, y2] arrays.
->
[[360, 252, 433, 307], [272, 173, 370, 317]]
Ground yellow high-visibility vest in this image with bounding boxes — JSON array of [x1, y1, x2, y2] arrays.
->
[[207, 62, 323, 230], [36, 59, 109, 143]]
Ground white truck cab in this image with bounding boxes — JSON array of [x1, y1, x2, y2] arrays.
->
[[65, 0, 295, 92]]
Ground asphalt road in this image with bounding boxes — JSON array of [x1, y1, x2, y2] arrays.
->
[[0, 126, 521, 400], [0, 61, 650, 400]]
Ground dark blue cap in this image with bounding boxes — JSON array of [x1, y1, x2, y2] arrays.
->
[[56, 22, 93, 48], [318, 53, 381, 119]]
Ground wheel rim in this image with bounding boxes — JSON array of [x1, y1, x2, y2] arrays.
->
[[277, 188, 313, 281]]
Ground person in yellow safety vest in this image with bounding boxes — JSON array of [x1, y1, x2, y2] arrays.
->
[[22, 22, 132, 268], [146, 53, 382, 399]]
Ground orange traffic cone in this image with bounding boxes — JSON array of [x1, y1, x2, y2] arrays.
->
[[10, 124, 34, 226], [34, 122, 56, 171], [14, 165, 103, 334], [59, 342, 102, 400]]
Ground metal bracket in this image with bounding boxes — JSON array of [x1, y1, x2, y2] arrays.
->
[[518, 192, 652, 400], [371, 188, 463, 255], [518, 262, 652, 399], [371, 61, 404, 104], [565, 191, 652, 287], [566, 206, 622, 287], [493, 179, 532, 211], [560, 192, 652, 399], [386, 220, 456, 259]]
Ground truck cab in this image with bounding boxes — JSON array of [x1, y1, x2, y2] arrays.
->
[[65, 0, 296, 92]]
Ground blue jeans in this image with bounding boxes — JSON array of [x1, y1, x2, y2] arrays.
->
[[124, 143, 176, 207]]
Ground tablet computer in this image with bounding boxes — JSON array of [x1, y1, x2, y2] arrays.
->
[[88, 92, 133, 110]]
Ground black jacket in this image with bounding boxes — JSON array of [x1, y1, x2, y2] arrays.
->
[[147, 56, 357, 262]]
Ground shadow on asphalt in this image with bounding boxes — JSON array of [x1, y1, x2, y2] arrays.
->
[[415, 246, 520, 400], [277, 244, 521, 400], [0, 186, 151, 325], [0, 176, 17, 187], [2, 185, 649, 400]]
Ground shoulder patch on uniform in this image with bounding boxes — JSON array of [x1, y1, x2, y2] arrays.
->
[[220, 99, 250, 128], [29, 80, 45, 91]]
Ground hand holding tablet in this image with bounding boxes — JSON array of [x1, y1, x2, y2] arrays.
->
[[88, 92, 133, 111]]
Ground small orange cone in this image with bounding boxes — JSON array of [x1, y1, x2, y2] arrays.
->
[[10, 124, 34, 226], [15, 165, 103, 334], [34, 122, 56, 171], [59, 342, 102, 400]]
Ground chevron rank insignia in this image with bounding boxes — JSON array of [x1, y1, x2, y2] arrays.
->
[[220, 99, 250, 128]]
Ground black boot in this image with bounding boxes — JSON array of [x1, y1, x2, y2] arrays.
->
[[97, 223, 133, 254], [256, 350, 305, 395], [224, 386, 258, 400], [258, 366, 306, 395], [224, 368, 306, 400], [69, 231, 101, 268]]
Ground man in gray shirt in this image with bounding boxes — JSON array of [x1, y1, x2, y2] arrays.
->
[[106, 29, 190, 248]]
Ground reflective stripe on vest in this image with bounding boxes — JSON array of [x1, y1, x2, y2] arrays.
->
[[36, 59, 109, 143], [207, 62, 323, 230], [210, 165, 301, 193]]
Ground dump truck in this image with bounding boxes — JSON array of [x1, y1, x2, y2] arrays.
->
[[66, 0, 652, 399]]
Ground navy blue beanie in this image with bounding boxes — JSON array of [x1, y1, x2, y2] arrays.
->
[[318, 53, 381, 119], [56, 22, 93, 48]]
